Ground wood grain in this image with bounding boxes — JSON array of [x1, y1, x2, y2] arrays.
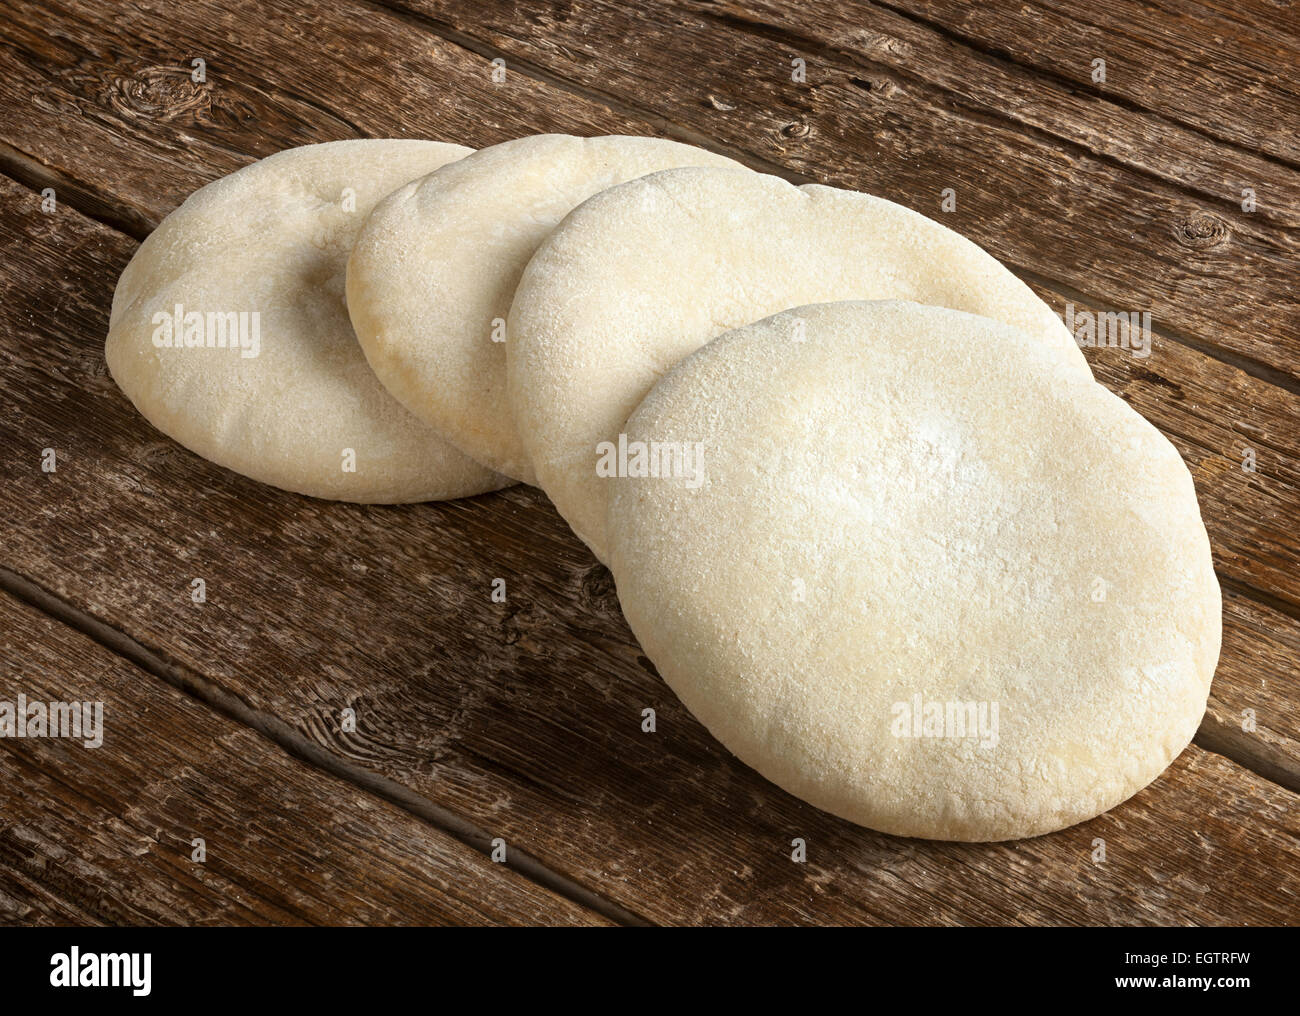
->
[[0, 174, 1296, 924], [851, 0, 1300, 166], [0, 591, 607, 926], [391, 0, 1300, 378], [0, 0, 649, 237]]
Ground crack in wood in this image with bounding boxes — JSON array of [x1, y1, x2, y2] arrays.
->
[[1015, 266, 1300, 400], [0, 139, 151, 241]]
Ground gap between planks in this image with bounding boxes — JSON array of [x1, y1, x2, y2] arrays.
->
[[1015, 266, 1300, 400], [695, 0, 1300, 178], [0, 564, 652, 927], [0, 138, 152, 241], [843, 0, 1299, 174]]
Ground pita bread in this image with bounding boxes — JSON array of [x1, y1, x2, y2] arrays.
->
[[106, 140, 508, 502], [606, 300, 1219, 841]]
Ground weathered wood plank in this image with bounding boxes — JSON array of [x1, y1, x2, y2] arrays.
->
[[1, 175, 1296, 924], [390, 0, 1300, 379], [675, 0, 1300, 233], [852, 0, 1300, 166], [1200, 591, 1300, 794], [0, 0, 652, 236], [0, 592, 608, 926]]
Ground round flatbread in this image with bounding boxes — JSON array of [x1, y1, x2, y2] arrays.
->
[[106, 139, 509, 503], [346, 134, 746, 482], [508, 167, 1091, 561], [606, 300, 1220, 841]]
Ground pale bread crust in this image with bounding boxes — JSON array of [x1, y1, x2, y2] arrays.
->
[[507, 167, 1092, 561], [606, 301, 1220, 841], [106, 140, 509, 503], [346, 135, 746, 482]]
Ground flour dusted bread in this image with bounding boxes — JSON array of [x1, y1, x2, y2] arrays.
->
[[508, 167, 1091, 561], [346, 134, 745, 482], [106, 140, 508, 502], [606, 301, 1220, 841]]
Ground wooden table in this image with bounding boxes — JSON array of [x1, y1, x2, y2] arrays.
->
[[0, 0, 1296, 926]]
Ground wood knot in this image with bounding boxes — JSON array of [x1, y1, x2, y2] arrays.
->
[[779, 120, 810, 139], [76, 350, 111, 382], [500, 599, 532, 645], [849, 76, 900, 99], [140, 439, 187, 469], [1172, 212, 1230, 251], [578, 563, 619, 614], [107, 65, 210, 121]]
